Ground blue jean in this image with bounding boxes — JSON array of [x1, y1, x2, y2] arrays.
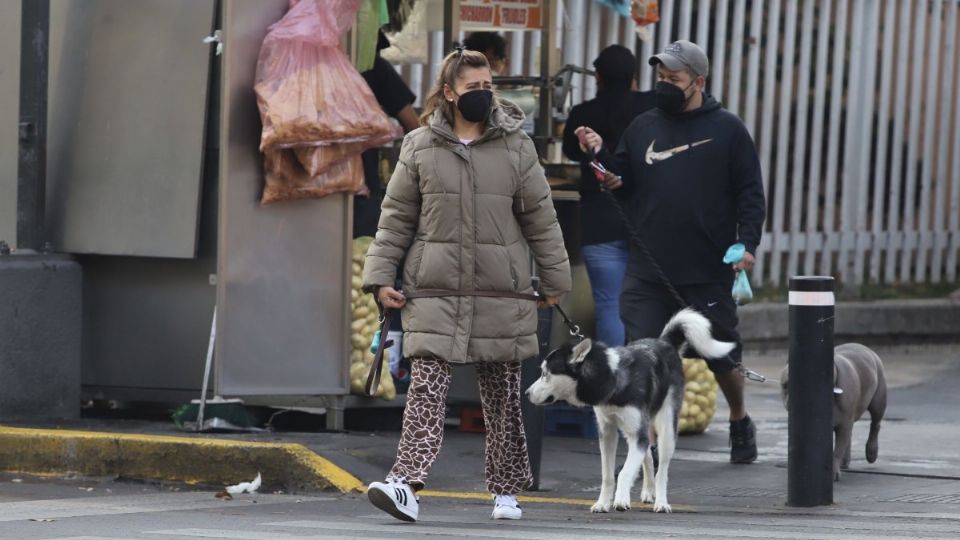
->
[[581, 240, 629, 346]]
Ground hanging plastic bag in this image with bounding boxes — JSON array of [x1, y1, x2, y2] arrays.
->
[[261, 150, 367, 206], [254, 0, 397, 151], [723, 243, 754, 305], [631, 0, 660, 41], [293, 127, 398, 177]]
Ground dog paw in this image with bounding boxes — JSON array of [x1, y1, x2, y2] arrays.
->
[[640, 487, 655, 504], [653, 500, 672, 513], [590, 501, 612, 513], [613, 495, 631, 511]]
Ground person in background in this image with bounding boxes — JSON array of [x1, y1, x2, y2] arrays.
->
[[562, 45, 655, 347], [355, 31, 420, 239], [362, 48, 570, 523], [462, 31, 509, 75]]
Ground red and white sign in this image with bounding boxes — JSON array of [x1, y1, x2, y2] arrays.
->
[[460, 0, 543, 31]]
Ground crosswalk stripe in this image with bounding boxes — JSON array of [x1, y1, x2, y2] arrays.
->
[[270, 518, 940, 540]]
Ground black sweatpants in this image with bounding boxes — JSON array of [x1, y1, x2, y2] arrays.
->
[[619, 275, 742, 374]]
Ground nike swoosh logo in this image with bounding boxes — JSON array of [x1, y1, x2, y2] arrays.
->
[[707, 301, 718, 307], [645, 138, 713, 164]]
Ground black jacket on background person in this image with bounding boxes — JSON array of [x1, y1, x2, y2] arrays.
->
[[562, 88, 656, 246], [597, 94, 766, 285]]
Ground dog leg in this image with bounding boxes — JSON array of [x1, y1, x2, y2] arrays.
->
[[592, 422, 618, 513], [866, 370, 886, 464], [614, 435, 645, 511], [652, 405, 676, 513], [640, 449, 655, 504], [834, 423, 853, 481]]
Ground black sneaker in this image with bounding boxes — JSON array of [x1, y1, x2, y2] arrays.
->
[[729, 415, 758, 464]]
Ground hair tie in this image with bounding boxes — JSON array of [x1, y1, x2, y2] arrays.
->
[[454, 44, 466, 56]]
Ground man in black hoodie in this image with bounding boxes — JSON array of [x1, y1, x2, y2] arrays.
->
[[575, 40, 766, 464]]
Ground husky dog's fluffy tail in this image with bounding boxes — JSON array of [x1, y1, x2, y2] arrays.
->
[[660, 308, 737, 359]]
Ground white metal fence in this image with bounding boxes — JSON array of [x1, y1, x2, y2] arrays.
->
[[397, 0, 960, 289]]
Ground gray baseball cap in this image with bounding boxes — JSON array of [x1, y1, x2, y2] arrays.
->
[[649, 40, 709, 77]]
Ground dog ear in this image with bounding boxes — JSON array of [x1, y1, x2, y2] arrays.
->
[[570, 338, 592, 365]]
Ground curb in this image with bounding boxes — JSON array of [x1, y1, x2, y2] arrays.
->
[[0, 426, 363, 494], [739, 298, 960, 343]]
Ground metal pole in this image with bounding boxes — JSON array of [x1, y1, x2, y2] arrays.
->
[[196, 306, 217, 432], [535, 0, 555, 158], [17, 0, 50, 251], [443, 0, 461, 52], [787, 276, 835, 507], [521, 293, 551, 491]]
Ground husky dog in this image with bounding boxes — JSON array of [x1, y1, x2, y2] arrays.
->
[[779, 343, 887, 481], [526, 308, 736, 514]]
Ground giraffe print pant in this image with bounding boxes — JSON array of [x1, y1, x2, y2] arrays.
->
[[387, 357, 533, 496]]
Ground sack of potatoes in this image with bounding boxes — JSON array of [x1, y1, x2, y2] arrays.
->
[[349, 237, 397, 400], [678, 358, 718, 434]]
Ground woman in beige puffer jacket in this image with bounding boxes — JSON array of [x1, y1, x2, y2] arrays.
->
[[363, 49, 571, 522]]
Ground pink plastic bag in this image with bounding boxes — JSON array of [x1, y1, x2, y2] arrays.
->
[[254, 0, 397, 151], [261, 149, 367, 207]]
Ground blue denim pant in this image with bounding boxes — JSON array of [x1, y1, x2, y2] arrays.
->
[[581, 240, 629, 346]]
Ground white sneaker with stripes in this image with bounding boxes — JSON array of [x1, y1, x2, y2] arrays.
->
[[367, 479, 418, 522], [491, 494, 522, 520]]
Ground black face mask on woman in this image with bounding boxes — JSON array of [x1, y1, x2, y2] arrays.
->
[[655, 80, 697, 114], [455, 89, 494, 123]]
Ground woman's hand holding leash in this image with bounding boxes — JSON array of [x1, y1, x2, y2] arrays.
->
[[377, 286, 406, 309], [537, 296, 561, 310]]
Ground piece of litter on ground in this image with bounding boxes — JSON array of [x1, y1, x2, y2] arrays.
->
[[11, 479, 23, 483], [215, 490, 233, 500], [29, 518, 55, 522], [225, 472, 261, 495]]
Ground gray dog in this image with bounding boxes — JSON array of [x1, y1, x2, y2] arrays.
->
[[780, 343, 887, 481]]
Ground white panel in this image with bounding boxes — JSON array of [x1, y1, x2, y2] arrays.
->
[[753, 0, 781, 285], [585, 1, 602, 99], [852, 0, 880, 285], [527, 30, 539, 76], [916, 0, 943, 282], [430, 31, 443, 89], [697, 0, 712, 50], [509, 31, 524, 76], [640, 25, 656, 90], [869, 0, 897, 284], [679, 0, 693, 41], [727, 0, 746, 116], [947, 3, 960, 282], [885, 0, 913, 283], [787, 0, 814, 279], [563, 0, 587, 104], [712, 0, 728, 102], [743, 0, 763, 136], [900, 0, 927, 282], [932, 0, 957, 282], [803, 0, 832, 276], [837, 0, 864, 285], [604, 7, 620, 48], [658, 0, 677, 57], [768, 0, 797, 286], [820, 0, 849, 277], [409, 63, 423, 108]]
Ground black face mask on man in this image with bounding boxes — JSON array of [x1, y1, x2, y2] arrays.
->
[[455, 89, 494, 123], [655, 80, 697, 114]]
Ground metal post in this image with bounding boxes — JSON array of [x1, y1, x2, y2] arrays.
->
[[443, 0, 461, 52], [787, 276, 835, 507], [17, 0, 50, 251], [535, 0, 555, 158], [521, 302, 551, 491]]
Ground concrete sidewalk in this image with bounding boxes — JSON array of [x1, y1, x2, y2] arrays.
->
[[0, 342, 957, 523]]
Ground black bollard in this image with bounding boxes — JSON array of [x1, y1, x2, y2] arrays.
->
[[787, 276, 835, 507]]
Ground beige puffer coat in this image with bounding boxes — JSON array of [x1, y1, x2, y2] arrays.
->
[[362, 100, 571, 363]]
